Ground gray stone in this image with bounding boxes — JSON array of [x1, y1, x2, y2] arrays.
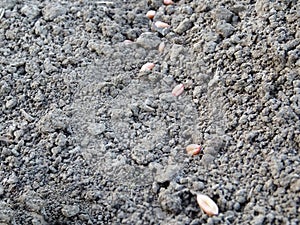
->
[[233, 202, 241, 210], [51, 146, 61, 156], [158, 188, 182, 214], [0, 0, 17, 10], [5, 98, 17, 109], [203, 41, 217, 53], [131, 143, 154, 165], [212, 6, 234, 22], [255, 0, 270, 17], [44, 58, 58, 73], [203, 147, 218, 156], [192, 181, 205, 191], [251, 215, 265, 225], [31, 213, 48, 225], [236, 189, 247, 204], [20, 192, 45, 213], [21, 4, 40, 18], [202, 31, 219, 42], [34, 90, 45, 102], [37, 109, 69, 133], [0, 202, 13, 223], [87, 123, 106, 136], [290, 179, 300, 193], [216, 21, 235, 38], [174, 18, 193, 34], [55, 133, 67, 146], [201, 154, 215, 166], [0, 81, 11, 96], [230, 4, 246, 14], [136, 32, 161, 49], [42, 3, 66, 21], [155, 165, 181, 183], [169, 44, 184, 62], [190, 219, 201, 225], [224, 211, 236, 223], [61, 205, 80, 218]]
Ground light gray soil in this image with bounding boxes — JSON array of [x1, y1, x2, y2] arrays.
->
[[0, 0, 299, 224]]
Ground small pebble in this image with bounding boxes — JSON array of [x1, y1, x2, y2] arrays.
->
[[136, 32, 161, 49], [5, 98, 17, 109], [174, 18, 193, 34], [61, 205, 80, 218]]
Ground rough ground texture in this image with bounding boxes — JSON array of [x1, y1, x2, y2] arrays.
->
[[0, 0, 299, 224]]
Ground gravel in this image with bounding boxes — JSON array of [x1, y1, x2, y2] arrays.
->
[[0, 0, 299, 224]]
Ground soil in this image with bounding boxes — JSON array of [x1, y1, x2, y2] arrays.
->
[[0, 0, 299, 224]]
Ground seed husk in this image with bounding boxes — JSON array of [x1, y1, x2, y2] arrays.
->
[[123, 40, 133, 44], [146, 10, 156, 19], [172, 84, 184, 96], [154, 21, 170, 28], [140, 63, 155, 72], [163, 0, 174, 5], [186, 144, 201, 156], [196, 194, 219, 216], [158, 42, 165, 53]]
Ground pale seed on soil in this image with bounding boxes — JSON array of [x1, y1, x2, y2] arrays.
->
[[140, 63, 155, 72], [163, 0, 174, 5], [196, 193, 219, 216], [172, 84, 184, 96], [95, 1, 114, 5], [146, 10, 156, 19], [154, 21, 170, 28], [186, 144, 201, 156], [158, 42, 165, 53], [123, 40, 133, 44]]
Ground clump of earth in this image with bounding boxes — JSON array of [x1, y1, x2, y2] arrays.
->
[[0, 0, 299, 224]]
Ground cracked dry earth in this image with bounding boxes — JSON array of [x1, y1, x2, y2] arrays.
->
[[0, 0, 299, 224]]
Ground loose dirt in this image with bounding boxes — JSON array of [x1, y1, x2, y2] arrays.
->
[[0, 0, 299, 224]]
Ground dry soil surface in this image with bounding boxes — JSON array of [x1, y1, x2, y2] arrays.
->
[[0, 0, 299, 224]]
